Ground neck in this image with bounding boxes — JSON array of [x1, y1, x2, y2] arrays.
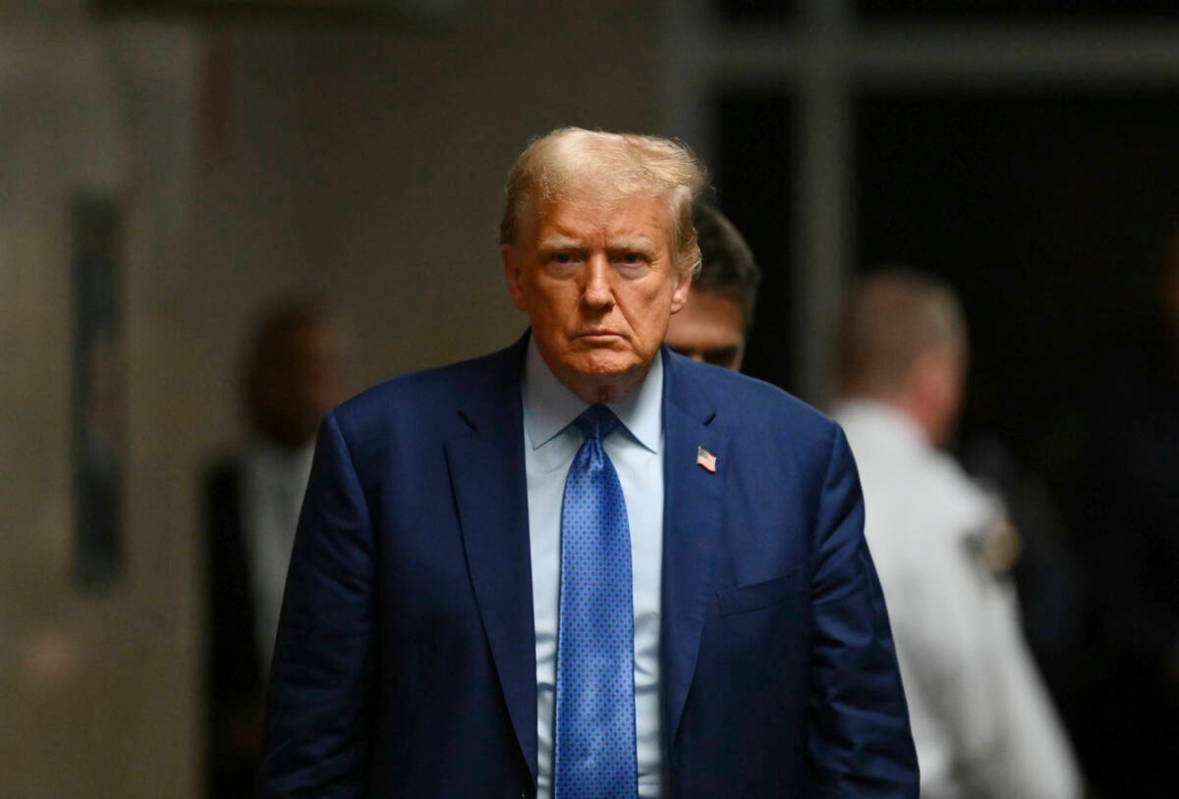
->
[[890, 394, 948, 447]]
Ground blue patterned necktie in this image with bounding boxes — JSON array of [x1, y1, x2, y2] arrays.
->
[[553, 404, 638, 799]]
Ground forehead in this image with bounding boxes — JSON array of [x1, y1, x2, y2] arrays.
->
[[530, 192, 673, 244]]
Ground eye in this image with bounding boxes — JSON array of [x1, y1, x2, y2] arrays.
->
[[544, 251, 582, 271], [612, 251, 650, 273]]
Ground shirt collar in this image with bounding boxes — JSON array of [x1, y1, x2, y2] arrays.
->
[[831, 399, 928, 451], [246, 436, 316, 477], [522, 337, 663, 454]]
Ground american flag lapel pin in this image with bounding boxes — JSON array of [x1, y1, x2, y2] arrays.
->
[[696, 446, 717, 473]]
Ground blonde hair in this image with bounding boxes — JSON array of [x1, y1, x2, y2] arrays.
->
[[499, 127, 708, 277]]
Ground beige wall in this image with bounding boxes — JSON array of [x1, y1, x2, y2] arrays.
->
[[0, 16, 201, 798], [192, 2, 662, 406], [1, 4, 661, 797]]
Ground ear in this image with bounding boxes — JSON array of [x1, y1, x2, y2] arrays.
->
[[501, 243, 529, 311], [909, 352, 945, 402], [670, 269, 692, 314], [908, 350, 963, 447]]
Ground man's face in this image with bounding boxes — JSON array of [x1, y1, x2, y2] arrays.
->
[[915, 343, 968, 448], [665, 288, 747, 371], [252, 318, 348, 448], [502, 192, 690, 402]]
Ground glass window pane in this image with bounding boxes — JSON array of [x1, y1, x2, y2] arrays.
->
[[855, 91, 1179, 470], [713, 0, 798, 26], [714, 91, 796, 392], [857, 0, 1179, 24]]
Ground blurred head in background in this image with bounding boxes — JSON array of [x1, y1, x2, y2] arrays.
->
[[244, 302, 349, 449], [835, 269, 968, 447], [665, 201, 761, 371], [499, 127, 706, 402]]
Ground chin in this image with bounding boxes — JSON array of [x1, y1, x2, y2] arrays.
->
[[565, 348, 642, 380]]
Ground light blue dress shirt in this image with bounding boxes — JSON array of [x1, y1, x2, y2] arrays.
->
[[522, 339, 665, 799]]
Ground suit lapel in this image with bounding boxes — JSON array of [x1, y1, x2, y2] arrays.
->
[[442, 342, 726, 777], [444, 337, 538, 781], [659, 348, 727, 751]]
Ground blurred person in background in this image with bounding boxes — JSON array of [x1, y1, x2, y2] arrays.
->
[[831, 270, 1081, 799], [201, 302, 349, 798], [1068, 222, 1179, 795], [955, 427, 1093, 766], [664, 201, 760, 370]]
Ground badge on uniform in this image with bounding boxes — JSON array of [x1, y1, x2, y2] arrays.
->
[[696, 446, 717, 473], [965, 516, 1021, 578]]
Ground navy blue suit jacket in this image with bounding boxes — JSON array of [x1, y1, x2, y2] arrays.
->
[[258, 335, 917, 798]]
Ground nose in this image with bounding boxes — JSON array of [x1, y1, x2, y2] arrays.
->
[[581, 254, 614, 310]]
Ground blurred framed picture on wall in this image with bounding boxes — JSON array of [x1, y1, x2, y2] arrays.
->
[[71, 194, 125, 592]]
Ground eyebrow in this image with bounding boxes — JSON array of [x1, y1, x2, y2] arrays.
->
[[607, 236, 658, 254], [537, 236, 583, 253], [536, 235, 660, 255]]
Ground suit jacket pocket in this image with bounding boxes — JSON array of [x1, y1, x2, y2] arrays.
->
[[716, 567, 805, 617]]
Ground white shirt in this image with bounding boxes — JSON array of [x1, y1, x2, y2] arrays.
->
[[241, 438, 314, 673], [834, 400, 1080, 799], [522, 340, 664, 799]]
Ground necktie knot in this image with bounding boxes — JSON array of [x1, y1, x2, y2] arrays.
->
[[573, 404, 622, 442]]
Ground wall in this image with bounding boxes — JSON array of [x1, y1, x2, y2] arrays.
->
[[190, 2, 662, 405], [0, 3, 662, 796]]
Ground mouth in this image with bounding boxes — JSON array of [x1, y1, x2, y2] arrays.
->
[[575, 329, 623, 343]]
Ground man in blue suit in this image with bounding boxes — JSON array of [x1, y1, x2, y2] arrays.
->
[[258, 128, 917, 798]]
